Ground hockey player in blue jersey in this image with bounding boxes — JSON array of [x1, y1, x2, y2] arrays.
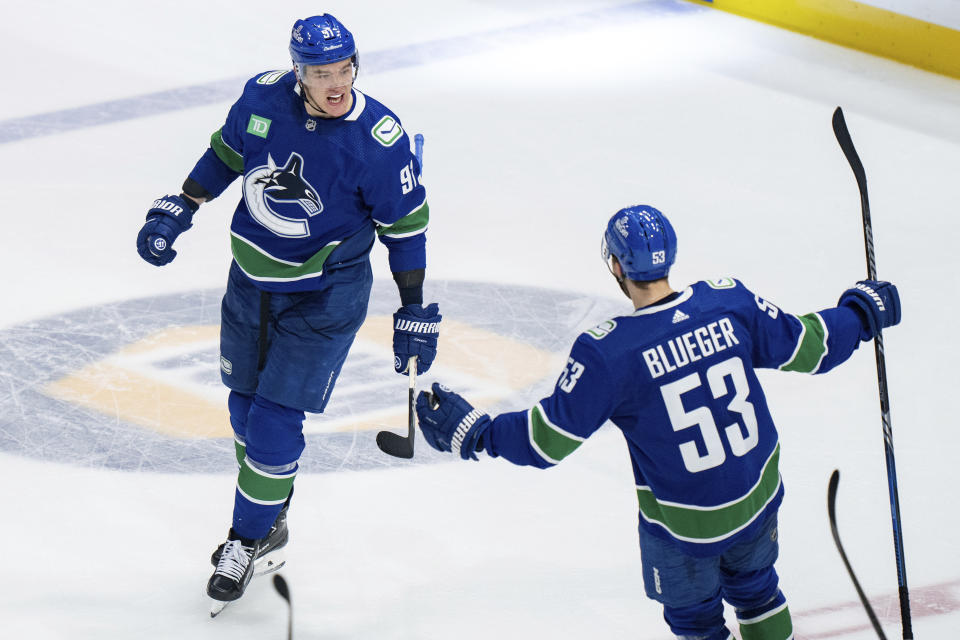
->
[[415, 205, 901, 640], [134, 14, 441, 611]]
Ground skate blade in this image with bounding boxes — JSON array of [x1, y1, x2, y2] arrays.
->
[[253, 549, 286, 576], [210, 599, 230, 618]]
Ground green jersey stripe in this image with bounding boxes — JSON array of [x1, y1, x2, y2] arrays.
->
[[231, 232, 340, 283], [635, 444, 781, 543], [528, 403, 585, 465], [211, 129, 243, 173], [237, 458, 296, 504], [376, 199, 429, 238], [779, 313, 828, 373]]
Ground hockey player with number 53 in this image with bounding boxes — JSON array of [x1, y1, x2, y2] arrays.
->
[[416, 206, 901, 640], [135, 14, 441, 613]]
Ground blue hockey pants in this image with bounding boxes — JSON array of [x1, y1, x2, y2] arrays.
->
[[638, 514, 794, 639], [219, 260, 372, 539]]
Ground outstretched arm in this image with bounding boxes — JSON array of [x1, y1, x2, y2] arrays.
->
[[746, 279, 900, 375], [416, 336, 617, 468]]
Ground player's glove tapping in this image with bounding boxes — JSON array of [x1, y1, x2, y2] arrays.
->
[[416, 383, 491, 461], [838, 280, 901, 342], [393, 302, 441, 375], [136, 194, 198, 266]]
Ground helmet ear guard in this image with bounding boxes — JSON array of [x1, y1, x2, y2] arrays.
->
[[601, 205, 677, 282]]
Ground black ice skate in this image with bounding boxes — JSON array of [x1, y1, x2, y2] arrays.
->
[[210, 504, 289, 576], [207, 530, 260, 617]]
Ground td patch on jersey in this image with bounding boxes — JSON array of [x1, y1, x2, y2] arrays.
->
[[372, 115, 403, 147]]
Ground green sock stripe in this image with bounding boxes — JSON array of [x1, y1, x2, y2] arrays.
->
[[233, 438, 246, 467], [739, 603, 793, 640], [237, 458, 297, 504], [210, 129, 244, 173], [636, 444, 781, 542], [376, 200, 429, 238], [231, 232, 340, 282], [780, 313, 827, 373], [529, 404, 584, 464]]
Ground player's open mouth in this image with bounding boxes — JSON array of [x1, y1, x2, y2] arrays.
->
[[327, 94, 344, 105]]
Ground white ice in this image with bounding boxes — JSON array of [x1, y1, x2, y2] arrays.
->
[[0, 1, 958, 638]]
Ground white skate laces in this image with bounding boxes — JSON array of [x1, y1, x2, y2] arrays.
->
[[215, 539, 253, 583]]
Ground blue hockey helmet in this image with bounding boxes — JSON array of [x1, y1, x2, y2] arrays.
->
[[289, 14, 357, 68], [601, 205, 677, 281]]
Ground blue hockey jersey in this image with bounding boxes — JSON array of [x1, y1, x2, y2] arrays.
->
[[484, 279, 866, 557], [187, 70, 428, 292]]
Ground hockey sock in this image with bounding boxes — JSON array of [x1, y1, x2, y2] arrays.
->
[[736, 590, 792, 640], [234, 436, 246, 467], [234, 457, 297, 539]]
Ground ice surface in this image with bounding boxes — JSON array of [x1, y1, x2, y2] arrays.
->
[[0, 1, 958, 638]]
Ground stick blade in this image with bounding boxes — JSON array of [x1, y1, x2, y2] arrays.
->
[[832, 107, 867, 186], [376, 430, 414, 459], [273, 574, 290, 602], [827, 468, 840, 526]]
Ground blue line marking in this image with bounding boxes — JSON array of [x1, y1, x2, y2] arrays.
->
[[0, 1, 701, 144]]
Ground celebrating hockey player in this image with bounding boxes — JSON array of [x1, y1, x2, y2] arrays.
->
[[415, 205, 901, 640], [135, 14, 441, 613]]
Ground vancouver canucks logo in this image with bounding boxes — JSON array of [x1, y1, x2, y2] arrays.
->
[[242, 152, 323, 238]]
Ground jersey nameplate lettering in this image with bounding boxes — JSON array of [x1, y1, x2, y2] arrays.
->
[[642, 317, 740, 378]]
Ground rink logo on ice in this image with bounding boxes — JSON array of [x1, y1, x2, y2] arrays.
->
[[0, 281, 602, 473]]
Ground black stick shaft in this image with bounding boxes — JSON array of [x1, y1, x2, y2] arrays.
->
[[828, 470, 888, 639], [832, 107, 913, 639], [408, 355, 417, 444]]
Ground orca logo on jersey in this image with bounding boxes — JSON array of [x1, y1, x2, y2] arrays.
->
[[243, 152, 324, 238]]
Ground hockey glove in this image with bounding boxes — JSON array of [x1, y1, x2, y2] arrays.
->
[[415, 382, 490, 461], [393, 302, 441, 375], [136, 194, 198, 266], [838, 280, 901, 341]]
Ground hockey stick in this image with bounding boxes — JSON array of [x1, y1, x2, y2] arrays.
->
[[828, 470, 888, 639], [375, 133, 426, 460], [832, 106, 913, 639], [414, 132, 424, 167], [273, 574, 293, 640], [376, 355, 417, 458]]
